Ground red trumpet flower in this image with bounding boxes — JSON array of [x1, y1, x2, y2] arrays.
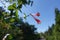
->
[[30, 14, 41, 24]]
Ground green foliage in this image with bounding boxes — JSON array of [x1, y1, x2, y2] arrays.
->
[[0, 0, 40, 40], [15, 9, 18, 19], [8, 4, 16, 10], [6, 34, 13, 40], [0, 5, 39, 40], [7, 0, 33, 9], [42, 8, 60, 40], [9, 18, 15, 23]]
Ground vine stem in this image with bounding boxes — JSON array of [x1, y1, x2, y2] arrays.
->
[[2, 34, 10, 40]]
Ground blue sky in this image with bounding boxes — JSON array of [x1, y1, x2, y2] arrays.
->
[[21, 0, 60, 33], [0, 0, 60, 33]]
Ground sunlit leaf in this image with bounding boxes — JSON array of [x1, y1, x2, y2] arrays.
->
[[10, 18, 15, 22], [9, 0, 12, 3], [15, 9, 18, 18], [8, 5, 15, 10], [13, 3, 16, 8], [7, 34, 13, 40]]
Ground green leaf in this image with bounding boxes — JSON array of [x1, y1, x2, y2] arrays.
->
[[18, 0, 22, 5], [15, 9, 18, 18], [8, 5, 15, 10], [9, 0, 12, 3], [10, 18, 15, 23], [7, 34, 13, 40], [13, 3, 16, 8]]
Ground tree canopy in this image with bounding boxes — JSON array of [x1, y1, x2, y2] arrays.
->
[[42, 8, 60, 40], [0, 0, 40, 40]]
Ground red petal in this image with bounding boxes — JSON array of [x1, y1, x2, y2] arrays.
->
[[34, 17, 41, 24], [35, 12, 40, 16]]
